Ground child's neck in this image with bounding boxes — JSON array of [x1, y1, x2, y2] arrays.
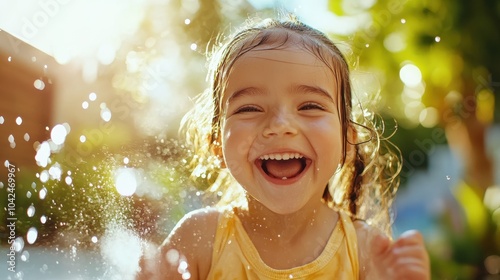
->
[[238, 196, 336, 243]]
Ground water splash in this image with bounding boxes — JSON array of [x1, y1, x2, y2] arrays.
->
[[35, 141, 51, 167], [100, 223, 142, 279]]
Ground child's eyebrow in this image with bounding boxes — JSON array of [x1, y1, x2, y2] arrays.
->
[[292, 84, 335, 103], [226, 87, 263, 104], [226, 85, 335, 104]]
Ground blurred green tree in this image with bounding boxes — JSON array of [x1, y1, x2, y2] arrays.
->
[[328, 0, 500, 278]]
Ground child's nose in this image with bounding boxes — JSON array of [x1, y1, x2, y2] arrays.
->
[[262, 109, 298, 137]]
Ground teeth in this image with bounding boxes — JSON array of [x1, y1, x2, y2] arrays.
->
[[259, 153, 304, 160]]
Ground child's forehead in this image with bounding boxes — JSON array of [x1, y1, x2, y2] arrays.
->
[[234, 46, 327, 68], [230, 28, 338, 70]]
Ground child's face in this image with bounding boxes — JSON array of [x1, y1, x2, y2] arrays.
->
[[220, 43, 343, 214]]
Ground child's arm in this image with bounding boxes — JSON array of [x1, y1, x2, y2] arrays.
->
[[355, 221, 430, 280], [136, 208, 219, 280]]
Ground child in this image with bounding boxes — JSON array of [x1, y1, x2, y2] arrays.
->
[[138, 15, 430, 279]]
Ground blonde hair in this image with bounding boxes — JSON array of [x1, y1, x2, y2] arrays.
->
[[180, 16, 401, 235]]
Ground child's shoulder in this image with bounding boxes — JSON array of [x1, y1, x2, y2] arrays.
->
[[167, 206, 221, 245], [352, 218, 387, 249], [159, 207, 221, 279], [352, 219, 391, 279]]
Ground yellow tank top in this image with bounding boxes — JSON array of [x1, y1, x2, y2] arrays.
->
[[206, 208, 359, 279]]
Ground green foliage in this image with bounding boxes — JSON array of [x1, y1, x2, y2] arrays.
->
[[328, 0, 500, 277]]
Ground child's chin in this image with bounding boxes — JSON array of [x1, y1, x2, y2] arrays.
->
[[265, 203, 305, 215]]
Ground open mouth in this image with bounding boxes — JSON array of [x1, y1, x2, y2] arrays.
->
[[256, 153, 308, 180]]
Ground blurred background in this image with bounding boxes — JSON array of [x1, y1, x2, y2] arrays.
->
[[0, 0, 499, 279]]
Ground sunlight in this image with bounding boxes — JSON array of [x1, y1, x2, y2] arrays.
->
[[0, 0, 146, 65], [399, 63, 422, 87], [114, 167, 138, 196]]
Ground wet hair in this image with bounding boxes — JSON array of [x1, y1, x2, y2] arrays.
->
[[180, 15, 401, 235]]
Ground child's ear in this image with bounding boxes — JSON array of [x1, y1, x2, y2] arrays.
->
[[210, 135, 226, 168]]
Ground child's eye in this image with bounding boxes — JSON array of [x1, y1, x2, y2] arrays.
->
[[234, 105, 262, 114], [299, 102, 325, 110]]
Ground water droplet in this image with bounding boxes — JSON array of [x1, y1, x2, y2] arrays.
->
[[190, 43, 197, 51], [40, 215, 47, 224], [16, 116, 22, 125], [26, 191, 32, 198], [8, 134, 14, 143], [289, 274, 294, 279], [435, 36, 441, 42], [27, 205, 36, 217], [123, 157, 129, 164], [100, 107, 112, 122], [89, 92, 97, 101], [31, 56, 37, 62], [65, 176, 72, 185], [49, 165, 62, 180], [34, 79, 45, 90], [39, 187, 47, 199], [91, 236, 98, 243], [0, 116, 4, 124], [24, 133, 30, 141], [40, 170, 49, 183], [365, 43, 370, 48], [401, 18, 406, 24], [166, 249, 180, 264], [51, 124, 68, 145], [21, 250, 30, 262], [184, 18, 191, 25], [27, 227, 38, 244], [179, 260, 188, 271], [14, 237, 24, 252], [82, 101, 89, 109], [8, 56, 12, 62], [446, 175, 450, 180], [80, 135, 86, 143]]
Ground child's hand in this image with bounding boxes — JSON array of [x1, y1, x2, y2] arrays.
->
[[365, 230, 430, 280]]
